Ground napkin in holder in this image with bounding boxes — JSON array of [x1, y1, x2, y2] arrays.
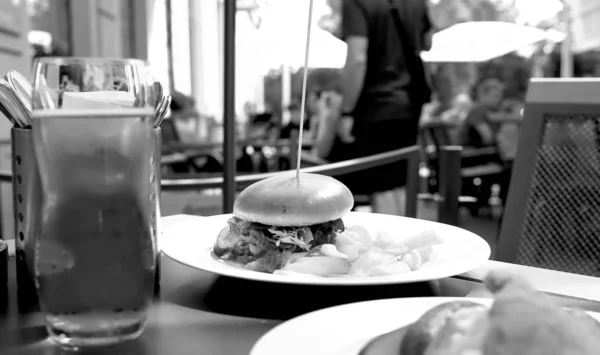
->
[[61, 90, 136, 109]]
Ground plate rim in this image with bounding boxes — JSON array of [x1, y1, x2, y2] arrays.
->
[[161, 212, 491, 286], [249, 297, 490, 355], [249, 296, 600, 355]]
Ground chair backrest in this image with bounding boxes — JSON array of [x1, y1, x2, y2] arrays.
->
[[162, 146, 422, 217], [496, 78, 600, 276]]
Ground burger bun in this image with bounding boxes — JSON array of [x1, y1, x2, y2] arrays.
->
[[233, 173, 354, 226]]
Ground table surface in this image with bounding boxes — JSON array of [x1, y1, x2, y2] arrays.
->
[[2, 215, 600, 355]]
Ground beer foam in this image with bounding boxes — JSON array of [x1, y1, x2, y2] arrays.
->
[[62, 91, 136, 109]]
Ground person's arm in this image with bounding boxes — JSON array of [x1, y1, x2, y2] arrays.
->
[[313, 92, 342, 159], [341, 0, 368, 114], [314, 116, 339, 159]]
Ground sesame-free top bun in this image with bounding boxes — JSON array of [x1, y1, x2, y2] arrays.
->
[[233, 173, 354, 226]]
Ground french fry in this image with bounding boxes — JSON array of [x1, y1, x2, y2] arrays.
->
[[392, 230, 443, 251], [281, 256, 351, 277], [348, 248, 396, 276], [415, 246, 435, 264], [401, 250, 423, 271], [382, 245, 409, 257], [345, 225, 373, 253], [319, 244, 349, 259], [369, 260, 411, 276], [291, 252, 307, 263], [335, 233, 361, 262]]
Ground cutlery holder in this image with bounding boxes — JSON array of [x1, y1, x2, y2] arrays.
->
[[152, 128, 162, 296], [11, 127, 41, 311], [11, 127, 163, 308]]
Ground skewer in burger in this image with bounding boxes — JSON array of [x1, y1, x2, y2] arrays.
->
[[214, 173, 354, 273]]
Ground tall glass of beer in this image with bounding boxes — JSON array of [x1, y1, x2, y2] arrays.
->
[[31, 57, 158, 349]]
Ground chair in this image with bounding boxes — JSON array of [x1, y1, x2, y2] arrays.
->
[[420, 120, 507, 215], [496, 78, 600, 277]]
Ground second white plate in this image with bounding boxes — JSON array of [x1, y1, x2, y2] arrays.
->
[[250, 297, 600, 355]]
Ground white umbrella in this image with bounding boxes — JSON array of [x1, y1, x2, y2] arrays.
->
[[279, 28, 347, 69], [421, 21, 564, 63], [252, 25, 347, 71], [247, 0, 346, 70]]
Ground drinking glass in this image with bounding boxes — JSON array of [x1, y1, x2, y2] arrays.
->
[[31, 57, 157, 349]]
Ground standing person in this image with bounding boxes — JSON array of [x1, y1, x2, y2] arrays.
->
[[315, 0, 434, 214]]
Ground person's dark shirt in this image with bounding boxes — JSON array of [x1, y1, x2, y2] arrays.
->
[[342, 0, 432, 119]]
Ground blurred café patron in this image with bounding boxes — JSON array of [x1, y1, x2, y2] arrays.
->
[[280, 102, 304, 139], [457, 78, 505, 148]]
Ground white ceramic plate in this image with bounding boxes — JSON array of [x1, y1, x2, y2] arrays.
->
[[249, 297, 600, 355], [161, 212, 491, 286]]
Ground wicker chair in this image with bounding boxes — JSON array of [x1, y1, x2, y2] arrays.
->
[[496, 78, 600, 277]]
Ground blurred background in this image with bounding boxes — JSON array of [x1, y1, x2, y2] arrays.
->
[[0, 0, 599, 243]]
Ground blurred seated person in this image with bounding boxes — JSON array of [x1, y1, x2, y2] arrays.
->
[[492, 97, 524, 205], [440, 92, 474, 143], [248, 112, 276, 140], [494, 97, 523, 163], [441, 93, 473, 125], [280, 95, 325, 143], [420, 69, 456, 125], [307, 90, 320, 119], [493, 97, 524, 122], [457, 79, 505, 148], [280, 102, 303, 140], [160, 92, 193, 146], [244, 112, 277, 172], [306, 90, 329, 142], [312, 91, 353, 159], [459, 81, 518, 208], [277, 103, 304, 171], [419, 94, 442, 124], [170, 91, 201, 143]]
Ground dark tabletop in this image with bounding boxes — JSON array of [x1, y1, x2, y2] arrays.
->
[[2, 252, 600, 354]]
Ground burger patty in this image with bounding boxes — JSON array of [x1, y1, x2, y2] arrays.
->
[[214, 217, 345, 273]]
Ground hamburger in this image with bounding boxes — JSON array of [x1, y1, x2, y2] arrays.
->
[[213, 173, 354, 273], [360, 271, 600, 355]]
